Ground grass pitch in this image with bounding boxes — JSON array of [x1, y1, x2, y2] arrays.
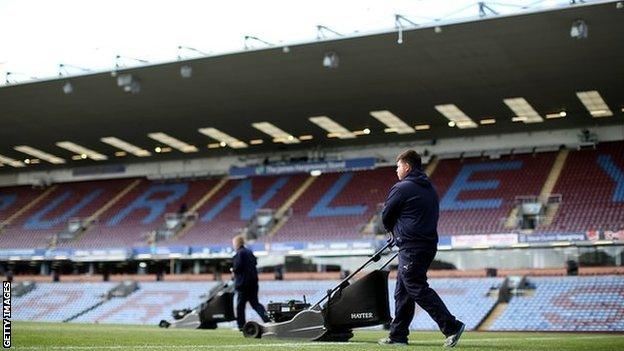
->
[[12, 321, 624, 350]]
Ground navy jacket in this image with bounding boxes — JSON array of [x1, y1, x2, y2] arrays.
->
[[232, 246, 259, 289], [382, 168, 439, 249]]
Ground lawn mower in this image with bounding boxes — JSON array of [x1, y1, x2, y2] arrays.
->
[[242, 241, 397, 341], [159, 280, 236, 329], [158, 280, 311, 330]]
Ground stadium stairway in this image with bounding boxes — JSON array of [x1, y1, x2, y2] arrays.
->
[[63, 281, 140, 322], [434, 152, 556, 236], [503, 149, 569, 229], [85, 179, 143, 225], [503, 208, 519, 229], [477, 302, 509, 330], [539, 141, 624, 233], [69, 179, 141, 246], [51, 179, 143, 248], [188, 178, 229, 214], [75, 282, 216, 325], [1, 185, 58, 228], [539, 149, 570, 200], [63, 299, 108, 323], [488, 275, 624, 332], [49, 179, 141, 249], [12, 282, 117, 322], [424, 155, 440, 177], [360, 207, 382, 235], [392, 277, 502, 331], [12, 281, 36, 297], [271, 168, 396, 242], [537, 148, 570, 226], [474, 276, 511, 330], [176, 175, 307, 245], [1, 186, 48, 234], [267, 175, 318, 237], [169, 177, 229, 241], [0, 185, 63, 248]]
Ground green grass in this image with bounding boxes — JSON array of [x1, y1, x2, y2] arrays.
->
[[11, 321, 624, 350]]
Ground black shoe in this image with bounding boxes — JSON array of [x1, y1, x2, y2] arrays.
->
[[378, 337, 408, 346], [444, 322, 465, 348]]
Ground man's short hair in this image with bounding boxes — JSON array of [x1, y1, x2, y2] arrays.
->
[[233, 234, 245, 247], [396, 150, 422, 170]]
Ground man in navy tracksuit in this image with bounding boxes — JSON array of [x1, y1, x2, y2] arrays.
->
[[378, 150, 465, 347], [232, 235, 270, 331]]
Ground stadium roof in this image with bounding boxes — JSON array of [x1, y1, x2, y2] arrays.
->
[[0, 1, 622, 171]]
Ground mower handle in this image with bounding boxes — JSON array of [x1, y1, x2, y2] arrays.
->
[[311, 240, 394, 309], [379, 251, 399, 271]]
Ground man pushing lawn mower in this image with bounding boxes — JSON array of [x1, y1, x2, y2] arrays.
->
[[378, 150, 465, 348], [242, 150, 464, 346], [231, 234, 271, 331]]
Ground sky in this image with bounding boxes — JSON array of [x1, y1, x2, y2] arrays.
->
[[0, 0, 572, 85]]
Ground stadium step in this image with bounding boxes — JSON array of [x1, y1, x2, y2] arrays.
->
[[541, 203, 560, 226], [361, 213, 380, 235], [477, 301, 509, 331], [69, 179, 143, 243], [12, 281, 36, 297], [424, 155, 439, 177], [268, 175, 317, 237], [62, 281, 139, 323], [538, 149, 570, 226], [172, 178, 228, 240], [189, 178, 228, 214], [63, 300, 108, 323], [504, 208, 519, 228], [539, 148, 569, 200], [48, 234, 57, 249], [503, 149, 569, 229], [86, 179, 142, 224], [171, 218, 197, 241], [1, 185, 58, 228]]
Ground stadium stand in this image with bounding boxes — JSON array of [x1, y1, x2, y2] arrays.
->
[[489, 275, 624, 332], [73, 280, 336, 326], [540, 141, 624, 233], [2, 1, 622, 344], [176, 175, 308, 245], [433, 152, 556, 236], [0, 179, 135, 249], [75, 282, 216, 325], [14, 278, 501, 331], [12, 282, 115, 322], [13, 275, 624, 332], [1, 142, 623, 249], [0, 185, 47, 224], [271, 168, 396, 242], [389, 277, 502, 331], [66, 178, 220, 249]]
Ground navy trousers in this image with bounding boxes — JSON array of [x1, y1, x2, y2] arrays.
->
[[236, 285, 269, 329], [389, 246, 461, 342]]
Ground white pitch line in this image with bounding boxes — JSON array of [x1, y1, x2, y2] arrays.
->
[[525, 335, 622, 341], [407, 334, 622, 344], [12, 342, 366, 350], [11, 335, 623, 350]]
